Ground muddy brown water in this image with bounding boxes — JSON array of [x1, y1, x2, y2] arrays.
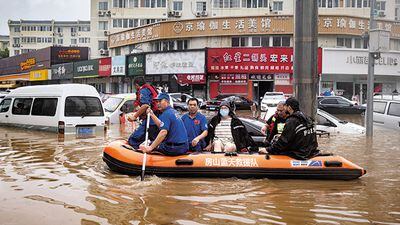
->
[[0, 112, 399, 225]]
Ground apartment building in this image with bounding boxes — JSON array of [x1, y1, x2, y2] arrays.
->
[[8, 20, 91, 57], [0, 35, 9, 52]]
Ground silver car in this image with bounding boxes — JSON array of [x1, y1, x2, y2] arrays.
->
[[373, 99, 400, 131]]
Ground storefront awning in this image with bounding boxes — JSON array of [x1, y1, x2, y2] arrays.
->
[[0, 74, 30, 81]]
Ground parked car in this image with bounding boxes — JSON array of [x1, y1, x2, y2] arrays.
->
[[0, 84, 106, 135], [260, 106, 365, 134], [317, 96, 366, 114], [260, 92, 286, 111], [169, 92, 206, 109], [206, 95, 254, 111], [104, 94, 136, 124], [316, 109, 365, 134], [171, 97, 188, 112], [372, 99, 400, 131]]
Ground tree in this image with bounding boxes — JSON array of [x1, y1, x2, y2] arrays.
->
[[0, 48, 9, 58]]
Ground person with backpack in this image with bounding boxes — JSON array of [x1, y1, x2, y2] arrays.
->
[[127, 77, 160, 149]]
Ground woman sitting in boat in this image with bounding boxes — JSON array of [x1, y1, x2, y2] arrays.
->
[[205, 101, 257, 153]]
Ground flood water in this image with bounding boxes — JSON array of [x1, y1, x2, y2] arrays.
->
[[1, 112, 400, 225]]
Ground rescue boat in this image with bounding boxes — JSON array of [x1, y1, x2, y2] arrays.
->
[[103, 140, 366, 180]]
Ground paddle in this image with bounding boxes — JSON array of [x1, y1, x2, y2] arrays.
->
[[141, 112, 150, 181]]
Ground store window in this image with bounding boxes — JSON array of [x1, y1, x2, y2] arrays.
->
[[241, 0, 268, 8], [173, 1, 183, 11], [272, 36, 290, 47], [337, 37, 352, 48], [232, 37, 249, 47], [318, 0, 339, 8], [273, 1, 283, 10], [99, 1, 108, 10]]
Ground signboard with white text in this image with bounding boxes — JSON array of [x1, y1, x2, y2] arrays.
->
[[146, 51, 205, 75], [322, 48, 400, 76]]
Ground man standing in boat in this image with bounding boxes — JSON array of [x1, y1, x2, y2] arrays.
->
[[139, 92, 189, 156], [127, 77, 159, 149], [181, 98, 208, 152], [259, 98, 319, 160]]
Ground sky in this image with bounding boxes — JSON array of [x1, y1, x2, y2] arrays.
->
[[0, 0, 90, 35]]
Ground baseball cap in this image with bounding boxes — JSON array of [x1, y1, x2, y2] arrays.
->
[[155, 92, 170, 101]]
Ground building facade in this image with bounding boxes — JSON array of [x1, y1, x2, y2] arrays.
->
[[8, 20, 91, 57], [0, 35, 9, 53]]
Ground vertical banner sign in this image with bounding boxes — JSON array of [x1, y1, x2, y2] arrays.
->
[[99, 57, 112, 77], [127, 54, 145, 76], [112, 56, 126, 76]]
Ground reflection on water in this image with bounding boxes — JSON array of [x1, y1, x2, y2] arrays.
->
[[1, 114, 400, 225]]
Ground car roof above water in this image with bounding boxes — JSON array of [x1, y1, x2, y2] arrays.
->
[[6, 84, 100, 98]]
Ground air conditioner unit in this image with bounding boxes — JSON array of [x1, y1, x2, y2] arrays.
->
[[98, 11, 104, 16], [195, 12, 201, 17], [378, 11, 386, 17], [12, 44, 20, 47], [106, 11, 112, 16], [104, 31, 109, 36], [99, 49, 109, 55], [201, 11, 208, 16], [174, 11, 182, 17], [71, 33, 76, 36], [59, 33, 63, 37]]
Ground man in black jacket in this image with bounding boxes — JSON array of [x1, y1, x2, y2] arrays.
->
[[259, 98, 319, 159]]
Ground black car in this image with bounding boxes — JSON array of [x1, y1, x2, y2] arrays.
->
[[317, 96, 366, 114], [206, 95, 254, 111]]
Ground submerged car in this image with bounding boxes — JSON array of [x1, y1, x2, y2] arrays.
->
[[169, 93, 206, 109], [260, 92, 286, 111], [317, 96, 366, 114], [260, 107, 365, 134], [372, 99, 400, 131], [206, 95, 254, 111]]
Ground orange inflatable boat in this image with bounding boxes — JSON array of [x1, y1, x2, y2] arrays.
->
[[103, 140, 366, 180]]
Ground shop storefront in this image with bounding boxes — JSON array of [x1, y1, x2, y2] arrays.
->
[[51, 62, 74, 84], [98, 57, 111, 93], [73, 59, 100, 91], [206, 47, 322, 101], [322, 48, 400, 103], [127, 54, 145, 93], [0, 46, 89, 89], [111, 56, 127, 94], [145, 50, 206, 97]]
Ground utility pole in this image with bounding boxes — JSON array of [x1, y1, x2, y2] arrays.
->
[[366, 0, 377, 137], [293, 0, 319, 119]]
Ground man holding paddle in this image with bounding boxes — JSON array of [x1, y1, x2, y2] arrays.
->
[[139, 92, 189, 156]]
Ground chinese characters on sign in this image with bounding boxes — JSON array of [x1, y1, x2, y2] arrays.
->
[[220, 74, 248, 84], [57, 49, 82, 60], [177, 74, 206, 85], [205, 157, 259, 167], [208, 47, 323, 74], [20, 58, 36, 71]]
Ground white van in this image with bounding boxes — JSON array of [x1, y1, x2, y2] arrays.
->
[[0, 84, 106, 135], [104, 93, 136, 124], [373, 99, 400, 131]]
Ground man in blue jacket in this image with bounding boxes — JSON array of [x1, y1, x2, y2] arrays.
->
[[181, 98, 208, 152], [139, 92, 189, 156]]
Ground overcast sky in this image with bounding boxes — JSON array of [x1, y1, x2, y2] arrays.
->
[[0, 0, 90, 35]]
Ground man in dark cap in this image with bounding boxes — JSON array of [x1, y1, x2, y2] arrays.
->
[[259, 97, 319, 159], [140, 92, 189, 156]]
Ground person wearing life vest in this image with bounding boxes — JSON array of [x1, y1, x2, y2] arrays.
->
[[259, 98, 319, 160], [127, 77, 160, 149], [261, 101, 287, 143]]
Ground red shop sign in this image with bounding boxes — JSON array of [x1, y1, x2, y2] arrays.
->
[[207, 47, 322, 74], [99, 57, 111, 77], [177, 74, 206, 85]]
